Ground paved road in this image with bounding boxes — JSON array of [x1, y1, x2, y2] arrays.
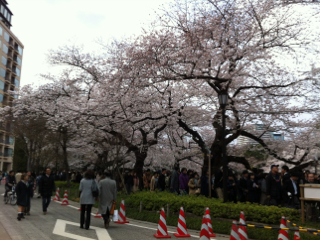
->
[[0, 187, 230, 240]]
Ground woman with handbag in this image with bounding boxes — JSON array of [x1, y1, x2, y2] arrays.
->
[[79, 170, 99, 230], [188, 173, 201, 195]]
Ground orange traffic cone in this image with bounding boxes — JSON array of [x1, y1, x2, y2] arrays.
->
[[53, 188, 60, 201], [154, 207, 171, 238], [173, 207, 190, 238], [294, 231, 301, 240], [61, 190, 69, 206], [238, 211, 248, 240], [199, 215, 210, 240], [94, 211, 103, 218], [230, 220, 240, 240], [115, 199, 129, 224], [204, 207, 216, 237], [278, 216, 289, 240]]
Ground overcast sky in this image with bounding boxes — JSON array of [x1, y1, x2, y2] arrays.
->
[[9, 0, 172, 87]]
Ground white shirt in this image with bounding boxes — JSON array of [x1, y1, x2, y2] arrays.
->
[[291, 178, 297, 195]]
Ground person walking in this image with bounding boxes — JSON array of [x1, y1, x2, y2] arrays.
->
[[4, 170, 15, 200], [143, 169, 152, 190], [266, 165, 281, 206], [179, 168, 189, 195], [150, 173, 158, 191], [99, 171, 117, 229], [170, 166, 180, 193], [247, 173, 259, 203], [158, 169, 166, 191], [188, 173, 201, 195], [124, 171, 134, 195], [239, 170, 249, 202], [25, 171, 35, 215], [16, 174, 32, 220], [38, 168, 56, 215], [79, 170, 98, 230]]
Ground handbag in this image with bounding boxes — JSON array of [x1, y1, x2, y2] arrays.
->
[[110, 201, 116, 215], [91, 180, 99, 198]]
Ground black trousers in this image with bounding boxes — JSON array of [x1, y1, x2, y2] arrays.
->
[[102, 208, 110, 224], [80, 204, 93, 229]]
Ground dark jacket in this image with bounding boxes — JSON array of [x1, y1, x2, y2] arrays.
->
[[170, 170, 179, 192], [39, 174, 56, 197], [227, 179, 238, 203], [282, 173, 291, 184], [124, 174, 134, 186], [200, 175, 209, 197], [28, 176, 35, 198], [158, 174, 166, 191], [283, 178, 300, 209], [179, 173, 189, 190], [16, 181, 32, 206], [266, 172, 281, 200], [5, 175, 16, 187], [247, 179, 259, 203], [238, 177, 248, 202], [214, 171, 223, 189]]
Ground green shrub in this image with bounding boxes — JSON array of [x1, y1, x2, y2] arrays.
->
[[124, 191, 299, 224]]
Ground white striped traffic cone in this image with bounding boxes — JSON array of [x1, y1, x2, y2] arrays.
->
[[205, 207, 216, 237], [238, 211, 248, 240], [294, 231, 301, 240], [278, 216, 289, 240], [173, 207, 190, 238], [94, 211, 103, 218], [53, 188, 60, 201], [154, 207, 171, 238], [61, 190, 69, 205], [199, 215, 210, 240], [230, 220, 240, 240], [114, 199, 129, 224]]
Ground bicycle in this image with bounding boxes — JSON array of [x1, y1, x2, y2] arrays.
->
[[4, 184, 17, 205]]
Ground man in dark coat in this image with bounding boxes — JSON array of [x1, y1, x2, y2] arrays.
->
[[238, 170, 249, 202], [283, 172, 300, 209], [170, 166, 180, 193], [158, 169, 167, 191], [266, 165, 281, 206], [124, 171, 133, 195], [39, 168, 56, 214], [200, 169, 209, 197], [214, 168, 224, 199]]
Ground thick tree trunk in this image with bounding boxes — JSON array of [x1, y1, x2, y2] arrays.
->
[[133, 151, 147, 190]]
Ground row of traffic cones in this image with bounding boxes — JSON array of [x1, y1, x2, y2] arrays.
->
[[53, 188, 302, 240], [230, 214, 301, 240], [154, 207, 216, 239]]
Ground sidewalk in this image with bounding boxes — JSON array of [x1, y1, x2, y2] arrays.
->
[[0, 220, 11, 240]]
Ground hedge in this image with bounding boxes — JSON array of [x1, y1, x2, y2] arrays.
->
[[124, 191, 300, 225]]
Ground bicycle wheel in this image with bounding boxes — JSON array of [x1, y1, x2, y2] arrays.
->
[[4, 195, 9, 204], [10, 194, 17, 205]]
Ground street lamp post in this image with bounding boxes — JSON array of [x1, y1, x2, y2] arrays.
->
[[218, 91, 228, 203]]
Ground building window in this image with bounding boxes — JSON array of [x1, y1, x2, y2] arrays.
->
[[0, 80, 4, 90], [4, 32, 9, 42], [15, 56, 21, 65], [0, 68, 5, 78], [14, 78, 19, 88], [1, 56, 6, 66], [0, 25, 2, 36], [4, 8, 7, 19], [6, 137, 14, 145], [15, 67, 20, 77], [4, 148, 13, 157], [17, 46, 23, 56], [0, 5, 3, 15], [2, 44, 8, 54], [0, 93, 3, 102], [7, 13, 11, 23]]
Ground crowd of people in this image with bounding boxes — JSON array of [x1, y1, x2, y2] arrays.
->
[[1, 169, 117, 230], [1, 164, 319, 226]]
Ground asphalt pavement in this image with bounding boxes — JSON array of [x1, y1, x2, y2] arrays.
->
[[0, 187, 230, 240]]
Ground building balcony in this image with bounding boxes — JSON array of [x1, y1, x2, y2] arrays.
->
[[6, 64, 11, 71], [8, 42, 14, 50], [7, 52, 13, 59], [0, 152, 3, 157], [14, 46, 19, 54], [4, 77, 10, 84]]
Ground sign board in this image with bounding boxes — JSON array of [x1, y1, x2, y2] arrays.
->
[[299, 184, 320, 224], [304, 184, 320, 200]]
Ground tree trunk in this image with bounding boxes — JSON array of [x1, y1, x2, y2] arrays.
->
[[133, 150, 147, 190]]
